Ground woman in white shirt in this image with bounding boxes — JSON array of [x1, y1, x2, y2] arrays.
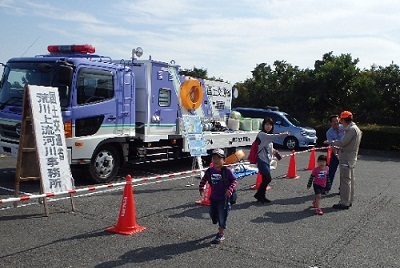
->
[[254, 118, 289, 203]]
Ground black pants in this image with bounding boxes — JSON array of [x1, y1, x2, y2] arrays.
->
[[326, 152, 339, 191], [255, 171, 272, 198]]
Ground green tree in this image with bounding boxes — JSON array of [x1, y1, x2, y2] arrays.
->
[[290, 68, 317, 122], [312, 52, 360, 122], [232, 51, 400, 126], [269, 60, 301, 116], [179, 67, 224, 82], [368, 63, 400, 125], [250, 63, 278, 108], [179, 67, 208, 79], [350, 70, 380, 124], [232, 80, 251, 107]]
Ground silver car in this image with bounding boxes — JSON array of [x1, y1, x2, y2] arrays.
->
[[233, 107, 317, 150]]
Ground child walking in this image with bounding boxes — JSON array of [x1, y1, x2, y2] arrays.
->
[[307, 154, 330, 215], [199, 148, 237, 244]]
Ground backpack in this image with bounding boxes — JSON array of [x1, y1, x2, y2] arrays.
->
[[205, 166, 237, 204], [248, 138, 260, 164]]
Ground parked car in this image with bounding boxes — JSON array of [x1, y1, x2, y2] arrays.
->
[[232, 107, 317, 150]]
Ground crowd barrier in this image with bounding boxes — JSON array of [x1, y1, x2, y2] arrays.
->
[[0, 146, 331, 206]]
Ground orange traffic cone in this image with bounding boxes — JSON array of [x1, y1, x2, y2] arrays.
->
[[326, 146, 332, 165], [106, 175, 146, 235], [306, 147, 316, 170], [285, 150, 299, 179], [250, 173, 272, 190]]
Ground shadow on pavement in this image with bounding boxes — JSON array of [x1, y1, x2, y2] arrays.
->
[[94, 234, 214, 267]]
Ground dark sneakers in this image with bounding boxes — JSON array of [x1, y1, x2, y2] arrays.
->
[[254, 194, 271, 204], [254, 193, 264, 203], [211, 233, 225, 244], [332, 203, 350, 209], [263, 198, 271, 203]]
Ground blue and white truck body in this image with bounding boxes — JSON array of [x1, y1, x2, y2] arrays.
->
[[0, 44, 257, 182]]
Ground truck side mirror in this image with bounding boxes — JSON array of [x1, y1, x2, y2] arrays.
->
[[58, 65, 73, 85]]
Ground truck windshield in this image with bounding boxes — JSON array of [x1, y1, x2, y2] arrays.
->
[[0, 61, 70, 109]]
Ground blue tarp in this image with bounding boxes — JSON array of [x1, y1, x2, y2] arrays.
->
[[232, 165, 258, 179]]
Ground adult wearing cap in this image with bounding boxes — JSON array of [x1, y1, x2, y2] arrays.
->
[[324, 111, 362, 209]]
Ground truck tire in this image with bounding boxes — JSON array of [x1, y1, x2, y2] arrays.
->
[[88, 145, 121, 183], [284, 137, 298, 150]]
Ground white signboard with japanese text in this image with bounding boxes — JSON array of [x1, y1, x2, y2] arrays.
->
[[28, 85, 73, 193]]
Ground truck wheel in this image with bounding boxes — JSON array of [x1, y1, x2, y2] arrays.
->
[[284, 137, 298, 150], [88, 145, 121, 183]]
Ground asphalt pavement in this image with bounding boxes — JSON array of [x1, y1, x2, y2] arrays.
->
[[0, 148, 399, 268]]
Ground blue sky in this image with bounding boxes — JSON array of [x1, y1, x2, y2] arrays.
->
[[1, 0, 400, 84]]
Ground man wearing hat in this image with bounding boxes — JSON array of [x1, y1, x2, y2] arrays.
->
[[324, 111, 362, 209]]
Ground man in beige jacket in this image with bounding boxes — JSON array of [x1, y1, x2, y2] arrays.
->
[[324, 111, 362, 209]]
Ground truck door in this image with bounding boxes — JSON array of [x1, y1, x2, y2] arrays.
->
[[149, 63, 179, 136], [73, 67, 118, 139]]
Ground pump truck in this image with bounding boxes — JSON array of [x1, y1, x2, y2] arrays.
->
[[0, 44, 258, 183]]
